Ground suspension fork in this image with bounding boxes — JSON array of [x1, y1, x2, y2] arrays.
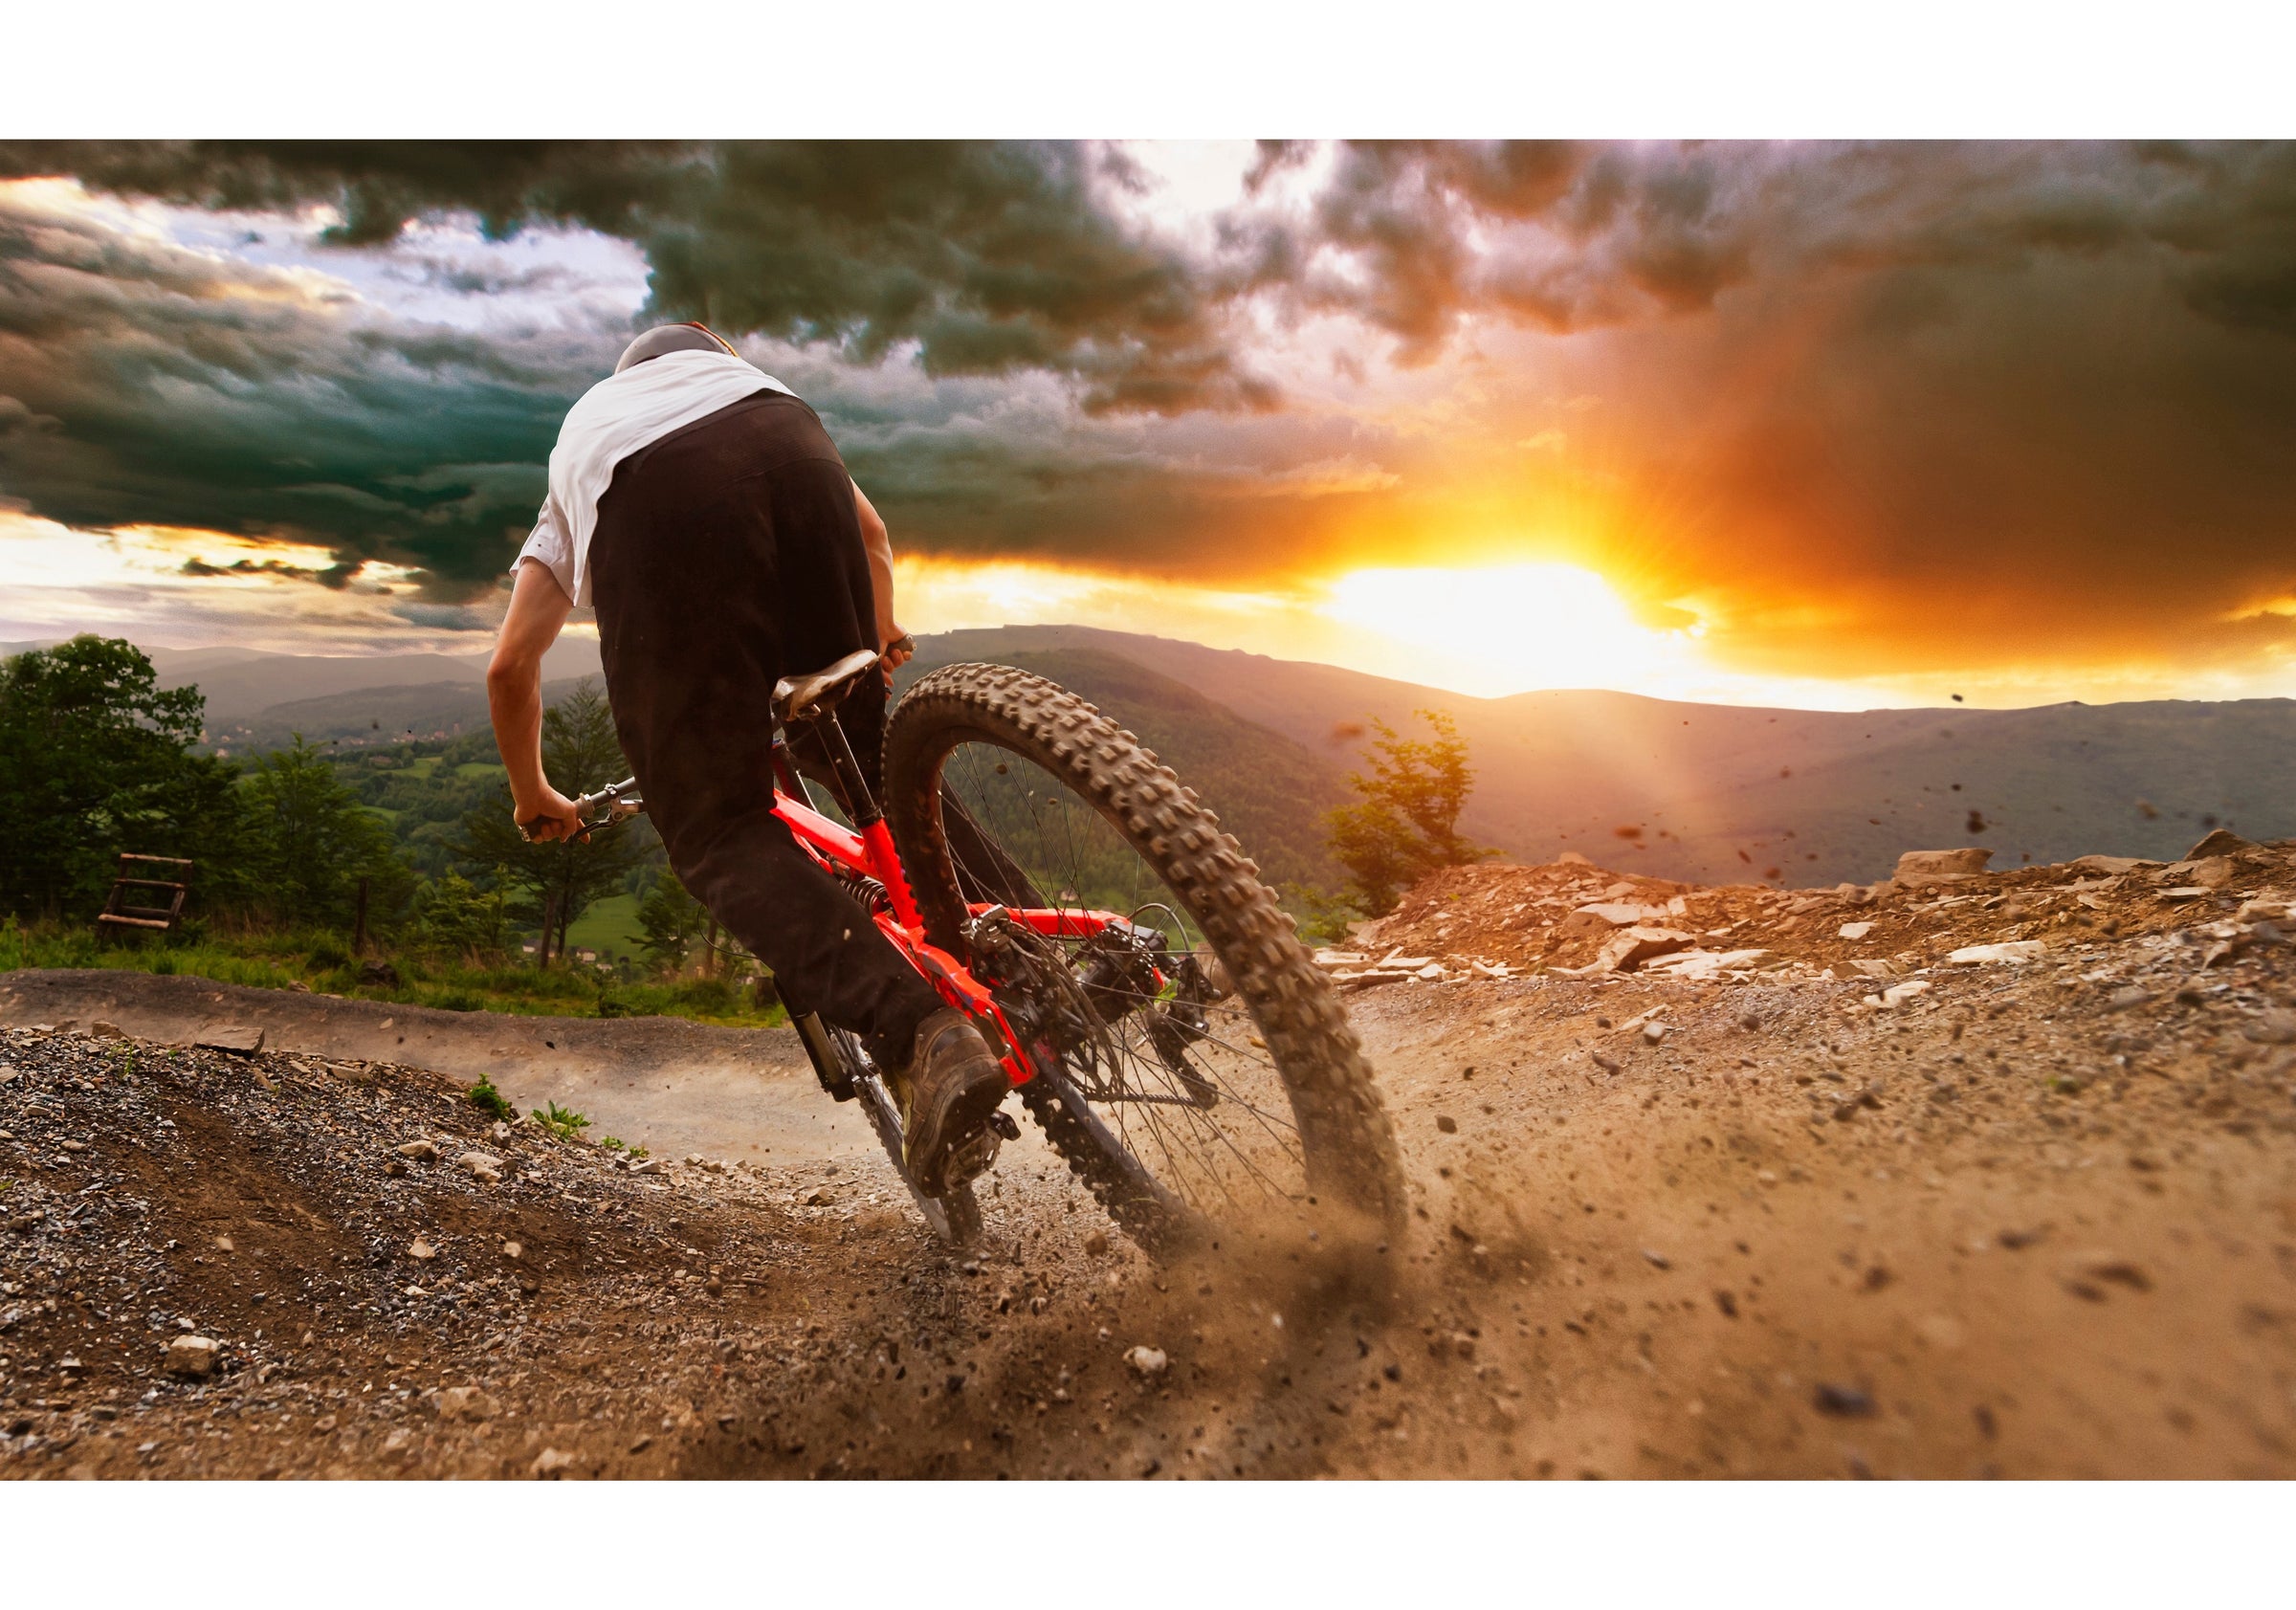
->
[[784, 709, 924, 935]]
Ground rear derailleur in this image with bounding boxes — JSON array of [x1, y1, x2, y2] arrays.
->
[[964, 907, 1223, 1109]]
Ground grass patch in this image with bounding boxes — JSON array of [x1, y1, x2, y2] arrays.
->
[[531, 1100, 591, 1142], [563, 893, 642, 961], [0, 915, 784, 1027]]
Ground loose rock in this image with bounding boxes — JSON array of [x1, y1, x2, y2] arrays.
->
[[2242, 1011, 2296, 1047], [1947, 940, 2047, 965], [195, 1026, 265, 1055], [435, 1385, 500, 1422], [1813, 1382, 1875, 1417], [166, 1334, 221, 1378], [1895, 849, 1991, 887]]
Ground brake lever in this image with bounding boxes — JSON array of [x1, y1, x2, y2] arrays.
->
[[519, 782, 644, 843]]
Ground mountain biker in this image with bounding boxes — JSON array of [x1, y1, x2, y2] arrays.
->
[[486, 321, 1010, 1195]]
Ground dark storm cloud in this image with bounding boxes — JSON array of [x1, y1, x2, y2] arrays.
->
[[1236, 140, 2296, 355], [1227, 140, 1753, 353], [4, 139, 2296, 684], [0, 141, 1269, 414], [0, 184, 585, 588], [1214, 141, 2296, 673], [1223, 141, 1585, 355], [0, 142, 1279, 595], [1579, 143, 2296, 672]]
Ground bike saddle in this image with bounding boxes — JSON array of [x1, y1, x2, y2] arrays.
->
[[773, 649, 881, 726]]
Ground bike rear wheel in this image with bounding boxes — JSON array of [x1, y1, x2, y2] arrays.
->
[[883, 662, 1406, 1250]]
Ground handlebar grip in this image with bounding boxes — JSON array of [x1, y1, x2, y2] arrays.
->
[[517, 813, 571, 844], [517, 778, 639, 842]]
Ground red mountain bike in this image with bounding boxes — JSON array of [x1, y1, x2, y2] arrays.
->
[[566, 651, 1405, 1251]]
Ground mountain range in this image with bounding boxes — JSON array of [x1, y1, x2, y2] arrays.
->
[[9, 628, 2288, 889]]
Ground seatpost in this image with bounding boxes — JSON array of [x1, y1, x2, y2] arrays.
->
[[807, 710, 884, 828], [796, 707, 923, 934]]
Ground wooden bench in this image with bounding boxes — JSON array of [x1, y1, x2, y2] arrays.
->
[[96, 854, 193, 935]]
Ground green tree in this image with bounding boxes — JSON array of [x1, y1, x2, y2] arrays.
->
[[0, 636, 243, 918], [238, 736, 410, 927], [409, 871, 506, 958], [636, 872, 710, 973], [1321, 709, 1490, 915], [457, 679, 642, 963]]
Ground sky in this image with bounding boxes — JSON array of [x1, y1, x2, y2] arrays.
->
[[2, 140, 2294, 710]]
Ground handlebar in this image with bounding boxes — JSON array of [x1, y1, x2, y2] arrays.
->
[[518, 776, 644, 843]]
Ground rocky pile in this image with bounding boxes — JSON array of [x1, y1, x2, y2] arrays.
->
[[9, 826, 2296, 1480], [0, 1026, 1155, 1479], [1320, 829, 2291, 993]]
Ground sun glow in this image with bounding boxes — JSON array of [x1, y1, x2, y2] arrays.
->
[[1318, 562, 1697, 695], [0, 517, 2077, 710], [890, 552, 1891, 708]]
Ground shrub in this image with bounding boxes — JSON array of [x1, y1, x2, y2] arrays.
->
[[1322, 709, 1490, 915], [531, 1101, 590, 1142], [673, 977, 736, 1014], [304, 937, 353, 972], [408, 871, 504, 959]]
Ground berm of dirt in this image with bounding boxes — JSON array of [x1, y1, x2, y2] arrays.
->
[[4, 830, 2293, 1478]]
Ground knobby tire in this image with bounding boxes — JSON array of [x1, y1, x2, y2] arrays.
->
[[883, 663, 1408, 1246]]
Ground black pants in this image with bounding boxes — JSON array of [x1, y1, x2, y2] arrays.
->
[[588, 390, 944, 1048]]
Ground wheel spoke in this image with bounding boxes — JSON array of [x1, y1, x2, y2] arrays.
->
[[929, 738, 1314, 1219]]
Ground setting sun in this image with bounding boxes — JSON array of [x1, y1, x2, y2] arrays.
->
[[1317, 562, 1692, 697]]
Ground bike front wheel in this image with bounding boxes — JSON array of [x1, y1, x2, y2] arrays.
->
[[883, 662, 1407, 1250]]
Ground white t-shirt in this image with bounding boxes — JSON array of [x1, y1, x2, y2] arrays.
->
[[513, 348, 796, 607]]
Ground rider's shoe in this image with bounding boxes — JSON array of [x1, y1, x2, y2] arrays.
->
[[894, 1008, 1011, 1197]]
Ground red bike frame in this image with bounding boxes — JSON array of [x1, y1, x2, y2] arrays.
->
[[767, 784, 1147, 1088]]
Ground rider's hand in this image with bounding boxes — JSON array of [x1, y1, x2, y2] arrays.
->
[[880, 626, 916, 685], [517, 784, 587, 844]]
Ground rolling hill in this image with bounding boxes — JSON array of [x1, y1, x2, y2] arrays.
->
[[896, 644, 1349, 891], [207, 677, 600, 753], [909, 627, 2296, 884], [33, 626, 2296, 891]]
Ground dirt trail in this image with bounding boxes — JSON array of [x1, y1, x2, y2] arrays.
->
[[4, 856, 2294, 1479], [0, 970, 868, 1165]]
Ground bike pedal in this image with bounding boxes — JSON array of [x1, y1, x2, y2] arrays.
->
[[940, 1125, 1003, 1192], [987, 1110, 1020, 1141]]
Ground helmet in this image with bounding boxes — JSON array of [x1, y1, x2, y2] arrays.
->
[[614, 321, 738, 374]]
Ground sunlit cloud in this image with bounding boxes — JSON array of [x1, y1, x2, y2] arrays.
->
[[897, 554, 1902, 708], [13, 511, 2296, 712], [895, 551, 2296, 709], [0, 508, 504, 652], [8, 143, 2296, 708]]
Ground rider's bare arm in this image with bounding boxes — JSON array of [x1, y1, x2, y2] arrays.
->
[[488, 558, 585, 843], [853, 480, 912, 678]]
